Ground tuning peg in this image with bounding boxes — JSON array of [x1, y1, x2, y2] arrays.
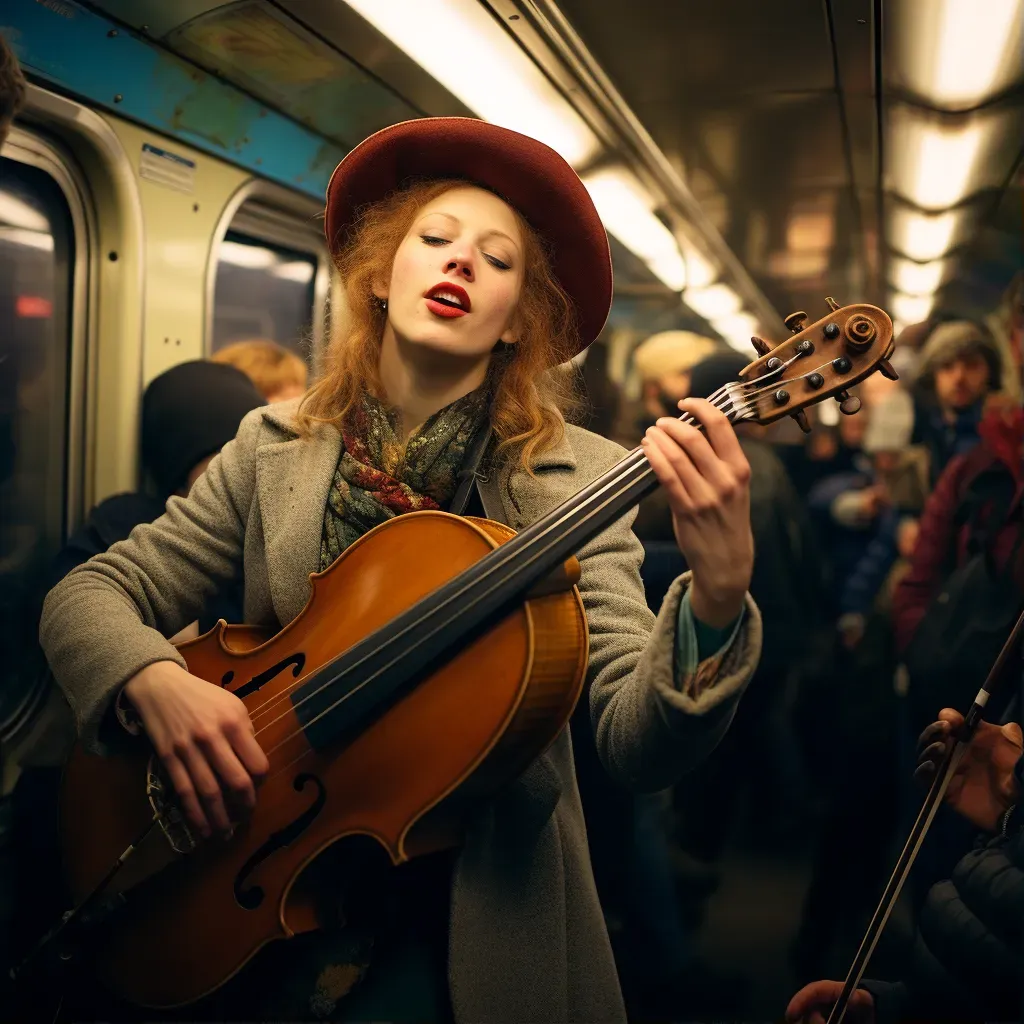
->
[[791, 409, 811, 434], [836, 390, 862, 415], [750, 335, 772, 357], [878, 358, 900, 381], [825, 296, 840, 311], [784, 311, 807, 334]]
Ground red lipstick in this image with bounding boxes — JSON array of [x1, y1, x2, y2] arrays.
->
[[424, 282, 471, 318]]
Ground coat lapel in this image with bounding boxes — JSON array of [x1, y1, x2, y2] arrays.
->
[[479, 428, 578, 529], [254, 405, 341, 625]]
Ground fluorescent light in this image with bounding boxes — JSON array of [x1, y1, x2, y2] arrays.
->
[[219, 240, 277, 269], [0, 227, 54, 251], [645, 251, 687, 291], [680, 238, 718, 289], [891, 292, 934, 324], [903, 0, 1024, 108], [342, 0, 600, 167], [582, 167, 687, 291], [711, 312, 759, 353], [889, 256, 947, 296], [890, 207, 959, 261], [889, 114, 987, 210], [0, 194, 49, 232], [273, 260, 316, 284], [684, 283, 741, 320]]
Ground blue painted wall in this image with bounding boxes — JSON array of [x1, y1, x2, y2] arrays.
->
[[1, 0, 348, 200]]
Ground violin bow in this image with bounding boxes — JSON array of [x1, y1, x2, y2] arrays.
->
[[826, 603, 1024, 1024]]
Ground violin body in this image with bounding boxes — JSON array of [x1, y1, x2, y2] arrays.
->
[[59, 511, 588, 1009]]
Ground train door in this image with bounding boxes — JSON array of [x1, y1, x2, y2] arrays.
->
[[0, 125, 91, 763]]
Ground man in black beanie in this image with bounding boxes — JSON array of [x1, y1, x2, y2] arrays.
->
[[46, 360, 266, 617], [9, 362, 265, 985]]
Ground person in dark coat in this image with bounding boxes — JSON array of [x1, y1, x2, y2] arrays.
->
[[905, 319, 1002, 488], [45, 360, 267, 614], [673, 350, 824, 858], [9, 361, 265, 983], [787, 706, 1024, 1024]]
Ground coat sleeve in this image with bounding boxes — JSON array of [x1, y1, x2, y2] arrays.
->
[[565, 459, 762, 791], [39, 407, 266, 753], [891, 454, 967, 654]]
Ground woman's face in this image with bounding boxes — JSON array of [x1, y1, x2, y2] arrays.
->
[[377, 186, 524, 361]]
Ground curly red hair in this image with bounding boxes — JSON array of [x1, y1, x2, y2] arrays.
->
[[298, 179, 581, 471]]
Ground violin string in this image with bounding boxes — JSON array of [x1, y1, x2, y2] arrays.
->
[[245, 353, 834, 737], [251, 379, 771, 750], [248, 350, 841, 742], [243, 388, 731, 735], [244, 374, 744, 726]]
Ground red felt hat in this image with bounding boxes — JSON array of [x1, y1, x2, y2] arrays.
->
[[324, 117, 612, 356]]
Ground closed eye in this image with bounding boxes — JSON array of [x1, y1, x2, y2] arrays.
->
[[485, 253, 511, 271], [421, 235, 449, 247]]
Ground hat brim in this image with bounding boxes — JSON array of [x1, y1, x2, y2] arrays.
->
[[324, 117, 612, 356]]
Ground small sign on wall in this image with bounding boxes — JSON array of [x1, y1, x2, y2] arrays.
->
[[139, 142, 196, 194]]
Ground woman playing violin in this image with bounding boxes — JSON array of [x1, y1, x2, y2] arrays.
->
[[41, 118, 761, 1023]]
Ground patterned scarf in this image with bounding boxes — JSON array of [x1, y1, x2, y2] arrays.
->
[[320, 387, 490, 570]]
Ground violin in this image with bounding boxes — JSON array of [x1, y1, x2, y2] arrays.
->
[[45, 300, 896, 1008]]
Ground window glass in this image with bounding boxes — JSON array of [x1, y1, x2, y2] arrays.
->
[[0, 157, 74, 735], [211, 229, 317, 366]]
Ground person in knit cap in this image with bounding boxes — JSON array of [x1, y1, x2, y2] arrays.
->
[[47, 360, 267, 608], [910, 319, 1001, 486]]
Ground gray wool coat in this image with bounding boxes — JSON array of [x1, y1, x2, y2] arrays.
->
[[40, 399, 762, 1024]]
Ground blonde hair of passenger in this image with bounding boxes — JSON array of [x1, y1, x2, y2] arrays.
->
[[212, 340, 308, 402], [632, 331, 717, 383]]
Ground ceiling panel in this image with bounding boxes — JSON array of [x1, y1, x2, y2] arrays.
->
[[555, 0, 876, 323]]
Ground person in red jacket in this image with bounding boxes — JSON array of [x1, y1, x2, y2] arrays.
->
[[892, 397, 1024, 656]]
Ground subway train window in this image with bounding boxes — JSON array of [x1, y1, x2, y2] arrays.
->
[[0, 156, 74, 739], [210, 229, 318, 365]]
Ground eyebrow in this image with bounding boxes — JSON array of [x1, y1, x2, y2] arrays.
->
[[419, 211, 520, 251]]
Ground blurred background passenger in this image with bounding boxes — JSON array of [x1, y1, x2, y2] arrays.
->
[[211, 338, 309, 403]]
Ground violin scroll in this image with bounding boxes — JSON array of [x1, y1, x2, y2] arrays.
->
[[738, 299, 896, 429]]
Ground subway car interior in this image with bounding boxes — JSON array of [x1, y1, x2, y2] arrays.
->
[[1, 0, 1023, 1021]]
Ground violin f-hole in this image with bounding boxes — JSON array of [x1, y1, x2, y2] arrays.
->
[[232, 772, 327, 911], [224, 653, 306, 698]]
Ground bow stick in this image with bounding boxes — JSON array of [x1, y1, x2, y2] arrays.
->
[[826, 603, 1024, 1024]]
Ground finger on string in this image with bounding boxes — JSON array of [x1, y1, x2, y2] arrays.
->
[[655, 417, 736, 493], [677, 398, 747, 469], [182, 747, 232, 834], [202, 734, 257, 812], [642, 433, 695, 514], [162, 755, 210, 838], [230, 722, 270, 782], [650, 422, 720, 507]]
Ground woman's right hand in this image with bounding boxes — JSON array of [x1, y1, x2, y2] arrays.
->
[[786, 981, 875, 1024], [123, 661, 270, 838]]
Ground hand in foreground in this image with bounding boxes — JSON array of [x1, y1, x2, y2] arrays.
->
[[124, 661, 270, 838], [786, 980, 875, 1024], [642, 398, 753, 628], [916, 708, 1022, 832]]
